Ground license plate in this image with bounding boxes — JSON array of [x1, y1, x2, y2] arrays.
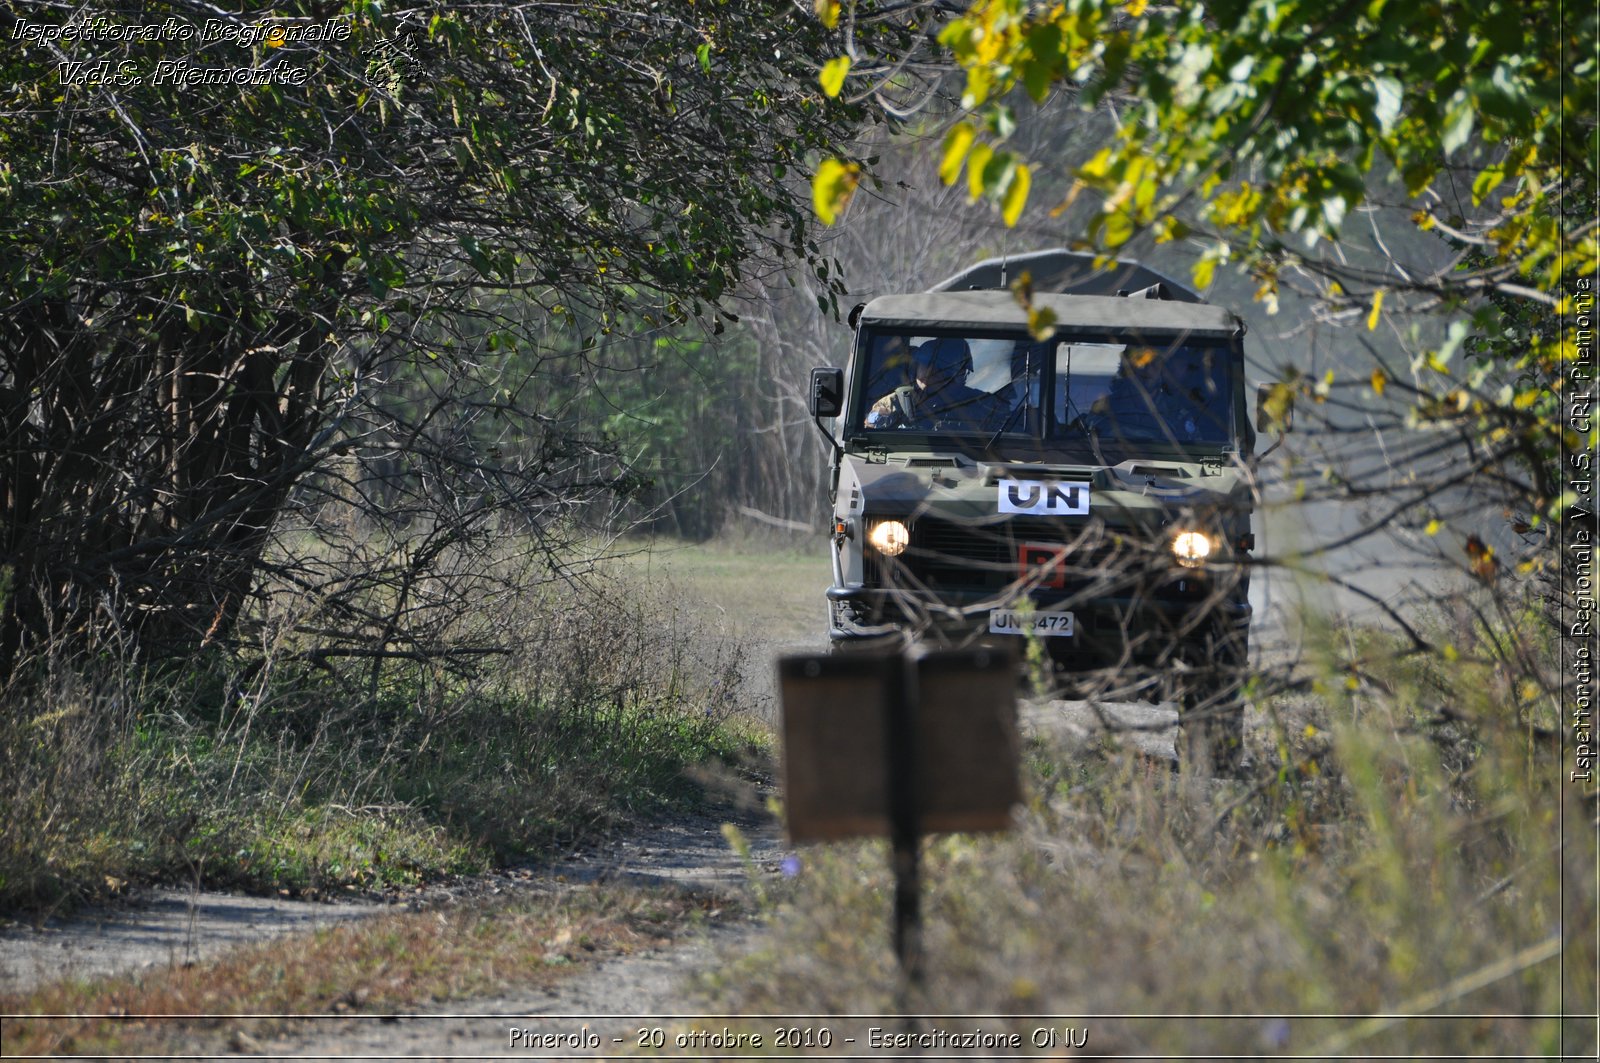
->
[[989, 609, 1075, 637]]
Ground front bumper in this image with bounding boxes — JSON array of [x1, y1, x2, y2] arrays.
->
[[826, 579, 1251, 666]]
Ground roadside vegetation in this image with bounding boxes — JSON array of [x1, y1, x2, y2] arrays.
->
[[2, 0, 1591, 1050], [0, 556, 762, 914], [709, 596, 1593, 1055], [0, 0, 861, 916]]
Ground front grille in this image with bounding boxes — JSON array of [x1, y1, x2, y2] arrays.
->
[[897, 516, 1150, 598]]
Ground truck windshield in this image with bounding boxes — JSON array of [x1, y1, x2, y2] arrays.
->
[[853, 330, 1233, 454], [854, 333, 1047, 436]]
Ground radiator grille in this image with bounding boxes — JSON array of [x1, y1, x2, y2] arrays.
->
[[897, 516, 1150, 596]]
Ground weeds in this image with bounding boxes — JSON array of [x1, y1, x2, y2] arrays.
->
[[708, 605, 1595, 1055], [0, 560, 759, 914]]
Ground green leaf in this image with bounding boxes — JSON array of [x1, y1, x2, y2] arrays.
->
[[1441, 98, 1475, 155], [1472, 164, 1505, 206], [1102, 208, 1134, 248], [696, 42, 712, 74], [1371, 76, 1403, 135], [1022, 24, 1063, 102], [1026, 305, 1058, 341], [819, 56, 850, 98], [1261, 382, 1295, 432]]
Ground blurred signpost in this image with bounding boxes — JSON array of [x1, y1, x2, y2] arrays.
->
[[778, 647, 1020, 981]]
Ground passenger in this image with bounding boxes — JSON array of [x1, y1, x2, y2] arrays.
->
[[867, 337, 1011, 430]]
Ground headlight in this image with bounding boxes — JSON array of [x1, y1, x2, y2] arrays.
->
[[1171, 530, 1215, 568], [867, 519, 910, 557]]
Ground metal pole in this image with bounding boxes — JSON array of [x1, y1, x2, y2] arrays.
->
[[885, 649, 923, 983]]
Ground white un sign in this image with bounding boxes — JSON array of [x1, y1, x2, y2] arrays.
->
[[997, 478, 1091, 516]]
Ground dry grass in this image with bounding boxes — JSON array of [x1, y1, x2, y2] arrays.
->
[[610, 534, 829, 647], [703, 611, 1596, 1056], [0, 554, 765, 914], [0, 882, 728, 1058]]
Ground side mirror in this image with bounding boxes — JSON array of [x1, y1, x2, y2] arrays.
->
[[810, 367, 845, 419], [1255, 381, 1294, 435]]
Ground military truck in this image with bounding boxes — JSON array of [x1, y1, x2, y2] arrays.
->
[[807, 250, 1284, 774]]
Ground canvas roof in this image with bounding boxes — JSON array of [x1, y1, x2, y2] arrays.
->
[[858, 291, 1242, 338], [928, 248, 1202, 301]]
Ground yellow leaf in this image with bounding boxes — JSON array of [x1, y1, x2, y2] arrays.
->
[[939, 123, 975, 186], [1425, 519, 1442, 535], [811, 158, 860, 225], [1079, 147, 1114, 180], [819, 56, 850, 98], [966, 141, 993, 201], [1261, 382, 1294, 431], [1367, 289, 1384, 331], [1026, 306, 1058, 341], [1049, 180, 1085, 218], [1192, 256, 1217, 291], [1370, 368, 1386, 396], [814, 0, 841, 28], [1125, 0, 1149, 14], [1002, 163, 1031, 227]]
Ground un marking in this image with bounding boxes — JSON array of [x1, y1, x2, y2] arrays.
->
[[997, 478, 1090, 516]]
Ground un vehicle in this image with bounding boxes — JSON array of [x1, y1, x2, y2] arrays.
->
[[808, 250, 1284, 774]]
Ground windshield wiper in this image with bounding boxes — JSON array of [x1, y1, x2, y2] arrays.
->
[[983, 401, 1026, 454], [1088, 420, 1111, 467]]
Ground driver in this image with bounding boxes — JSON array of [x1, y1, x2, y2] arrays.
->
[[866, 337, 1009, 430]]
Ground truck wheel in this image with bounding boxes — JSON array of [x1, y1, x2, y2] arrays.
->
[[1176, 620, 1248, 777]]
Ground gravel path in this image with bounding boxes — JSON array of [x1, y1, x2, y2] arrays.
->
[[0, 889, 386, 993]]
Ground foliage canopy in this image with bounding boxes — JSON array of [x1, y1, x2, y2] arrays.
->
[[0, 0, 869, 665]]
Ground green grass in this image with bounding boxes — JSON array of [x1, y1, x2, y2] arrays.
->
[[609, 534, 829, 646]]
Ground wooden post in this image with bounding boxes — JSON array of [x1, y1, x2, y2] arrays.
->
[[884, 651, 922, 982]]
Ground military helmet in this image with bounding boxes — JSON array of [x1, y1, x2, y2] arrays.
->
[[910, 337, 972, 380]]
